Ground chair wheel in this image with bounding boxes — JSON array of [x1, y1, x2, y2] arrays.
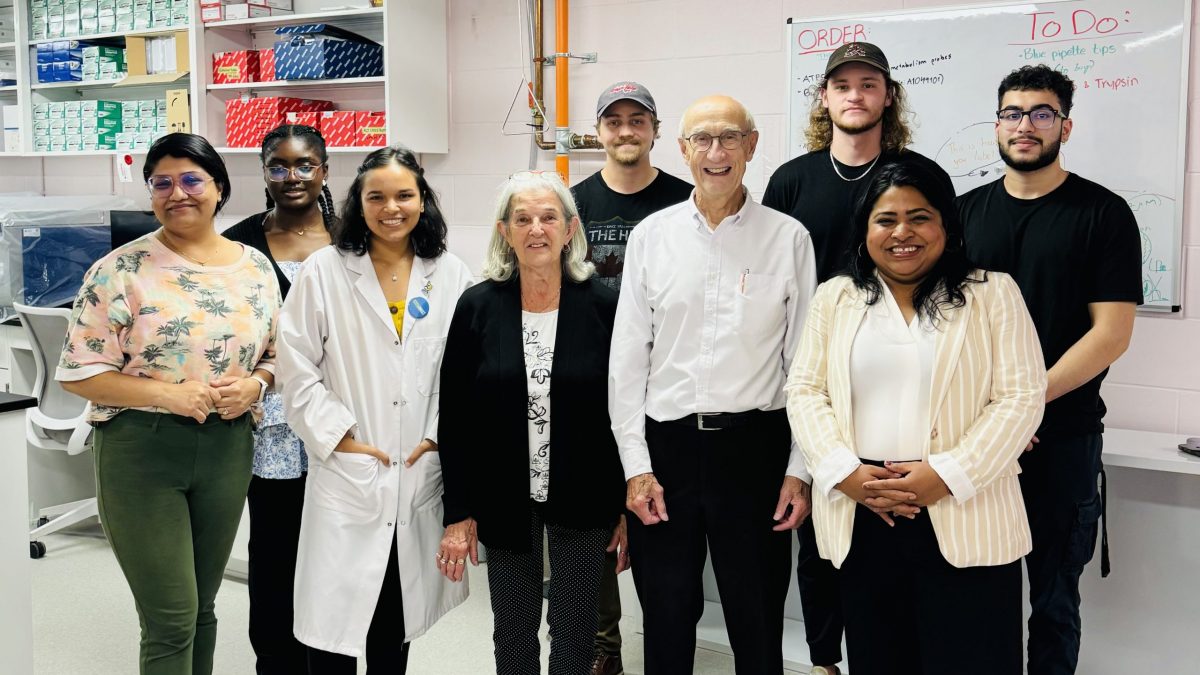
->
[[30, 541, 47, 559], [36, 516, 50, 527]]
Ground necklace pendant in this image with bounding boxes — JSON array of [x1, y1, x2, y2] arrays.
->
[[296, 229, 305, 236], [391, 274, 398, 282]]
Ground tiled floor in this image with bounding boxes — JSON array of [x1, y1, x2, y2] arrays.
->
[[30, 524, 807, 674]]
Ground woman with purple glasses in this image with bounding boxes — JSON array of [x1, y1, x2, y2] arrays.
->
[[57, 133, 280, 674]]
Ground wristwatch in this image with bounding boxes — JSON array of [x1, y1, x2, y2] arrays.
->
[[250, 375, 269, 403]]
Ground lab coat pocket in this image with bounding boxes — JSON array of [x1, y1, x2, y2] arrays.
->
[[412, 336, 448, 396], [734, 273, 786, 339], [310, 452, 383, 519]]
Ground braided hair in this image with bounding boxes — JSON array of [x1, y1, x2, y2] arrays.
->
[[260, 124, 336, 233]]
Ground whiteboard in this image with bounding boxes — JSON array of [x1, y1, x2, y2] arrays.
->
[[785, 0, 1192, 310]]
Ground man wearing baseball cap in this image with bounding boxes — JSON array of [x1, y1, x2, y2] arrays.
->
[[572, 81, 692, 675], [762, 42, 953, 675]]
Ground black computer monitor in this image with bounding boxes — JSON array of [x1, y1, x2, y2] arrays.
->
[[110, 210, 159, 249]]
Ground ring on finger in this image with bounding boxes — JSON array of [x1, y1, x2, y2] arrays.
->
[[454, 559, 464, 565]]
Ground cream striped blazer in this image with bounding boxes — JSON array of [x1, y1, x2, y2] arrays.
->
[[784, 271, 1046, 569]]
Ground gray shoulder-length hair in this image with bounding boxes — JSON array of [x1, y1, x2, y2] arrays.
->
[[481, 171, 594, 282]]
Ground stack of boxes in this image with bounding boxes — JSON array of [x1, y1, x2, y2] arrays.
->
[[225, 95, 333, 147], [200, 0, 292, 23], [36, 41, 127, 83], [115, 97, 169, 150], [30, 0, 188, 40], [32, 97, 165, 151]]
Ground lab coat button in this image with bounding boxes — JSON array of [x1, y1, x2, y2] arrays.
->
[[393, 401, 399, 406], [401, 400, 407, 406], [394, 340, 400, 346], [387, 522, 393, 527], [400, 521, 406, 526], [931, 428, 939, 439], [392, 461, 398, 466]]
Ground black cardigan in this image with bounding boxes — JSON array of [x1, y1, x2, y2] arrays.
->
[[222, 212, 293, 299], [439, 276, 625, 551]]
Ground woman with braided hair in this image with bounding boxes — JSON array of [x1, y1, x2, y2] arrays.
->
[[222, 123, 337, 674]]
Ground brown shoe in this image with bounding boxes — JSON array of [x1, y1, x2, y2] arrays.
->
[[591, 652, 623, 675]]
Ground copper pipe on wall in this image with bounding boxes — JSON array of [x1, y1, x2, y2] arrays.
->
[[528, 0, 601, 174], [554, 0, 570, 181]]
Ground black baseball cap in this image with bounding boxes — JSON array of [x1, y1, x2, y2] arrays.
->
[[824, 42, 890, 77], [596, 81, 657, 119]]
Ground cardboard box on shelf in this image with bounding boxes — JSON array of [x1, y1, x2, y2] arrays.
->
[[165, 88, 190, 133], [355, 111, 386, 147], [212, 49, 258, 84], [319, 110, 356, 147], [284, 111, 318, 127], [273, 24, 383, 80], [257, 48, 275, 82], [34, 137, 52, 152], [64, 100, 82, 117], [33, 120, 51, 136], [98, 14, 116, 30], [33, 104, 50, 121]]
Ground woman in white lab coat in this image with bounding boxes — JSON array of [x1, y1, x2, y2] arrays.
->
[[274, 145, 472, 673]]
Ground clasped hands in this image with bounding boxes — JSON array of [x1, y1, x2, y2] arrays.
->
[[837, 461, 951, 526], [160, 377, 258, 423]]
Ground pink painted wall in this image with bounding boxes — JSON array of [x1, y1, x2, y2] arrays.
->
[[8, 0, 1195, 435]]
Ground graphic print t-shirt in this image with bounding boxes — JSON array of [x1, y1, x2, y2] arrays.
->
[[573, 169, 693, 292]]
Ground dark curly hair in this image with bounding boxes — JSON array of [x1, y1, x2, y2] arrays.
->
[[336, 145, 448, 259], [846, 159, 982, 324], [997, 64, 1076, 116], [260, 124, 336, 234], [143, 133, 231, 213]]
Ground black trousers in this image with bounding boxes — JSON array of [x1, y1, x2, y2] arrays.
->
[[306, 532, 409, 674], [1019, 433, 1105, 675], [627, 411, 792, 675], [840, 503, 1023, 675], [795, 516, 843, 667], [486, 502, 609, 675], [247, 474, 308, 675]]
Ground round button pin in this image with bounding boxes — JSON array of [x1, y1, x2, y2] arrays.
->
[[408, 296, 430, 319]]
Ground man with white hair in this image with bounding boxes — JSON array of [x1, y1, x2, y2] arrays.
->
[[609, 95, 817, 674]]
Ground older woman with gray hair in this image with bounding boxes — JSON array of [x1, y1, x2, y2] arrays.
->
[[437, 170, 626, 674]]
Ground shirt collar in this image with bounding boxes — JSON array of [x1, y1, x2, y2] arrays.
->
[[686, 187, 752, 233]]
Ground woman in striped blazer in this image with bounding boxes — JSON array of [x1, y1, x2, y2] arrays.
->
[[785, 160, 1046, 675]]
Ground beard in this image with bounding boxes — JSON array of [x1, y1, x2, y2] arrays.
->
[[998, 136, 1062, 171], [607, 139, 647, 166], [832, 110, 884, 136]]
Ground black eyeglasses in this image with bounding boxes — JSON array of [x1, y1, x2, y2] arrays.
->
[[684, 130, 749, 151], [146, 172, 213, 197], [264, 165, 320, 182], [995, 106, 1067, 130]]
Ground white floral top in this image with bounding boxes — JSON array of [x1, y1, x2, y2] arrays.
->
[[523, 309, 557, 502], [253, 260, 307, 479]]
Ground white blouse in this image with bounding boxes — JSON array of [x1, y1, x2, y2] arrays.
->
[[849, 285, 937, 462], [523, 309, 558, 502]]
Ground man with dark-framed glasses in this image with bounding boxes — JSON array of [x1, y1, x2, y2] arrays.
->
[[609, 94, 816, 674], [957, 64, 1141, 675]]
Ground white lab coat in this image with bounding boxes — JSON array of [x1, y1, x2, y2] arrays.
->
[[276, 245, 473, 656]]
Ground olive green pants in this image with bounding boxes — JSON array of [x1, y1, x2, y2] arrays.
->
[[95, 410, 253, 675]]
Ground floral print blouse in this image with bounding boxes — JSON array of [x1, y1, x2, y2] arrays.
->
[[55, 231, 281, 424]]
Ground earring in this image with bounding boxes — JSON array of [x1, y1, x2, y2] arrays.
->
[[563, 243, 571, 253]]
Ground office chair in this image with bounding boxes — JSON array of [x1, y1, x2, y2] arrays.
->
[[14, 303, 98, 559]]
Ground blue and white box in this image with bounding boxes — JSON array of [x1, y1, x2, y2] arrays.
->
[[273, 24, 383, 81]]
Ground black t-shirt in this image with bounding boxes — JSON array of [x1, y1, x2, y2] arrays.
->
[[762, 148, 953, 283], [572, 169, 693, 291], [957, 173, 1143, 439]]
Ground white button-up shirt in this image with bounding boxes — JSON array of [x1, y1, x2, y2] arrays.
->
[[609, 190, 818, 481]]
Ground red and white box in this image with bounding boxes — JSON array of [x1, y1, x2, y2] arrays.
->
[[226, 96, 334, 147], [319, 110, 357, 147], [285, 111, 320, 128], [355, 111, 386, 147], [212, 50, 259, 85], [257, 48, 275, 82]]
